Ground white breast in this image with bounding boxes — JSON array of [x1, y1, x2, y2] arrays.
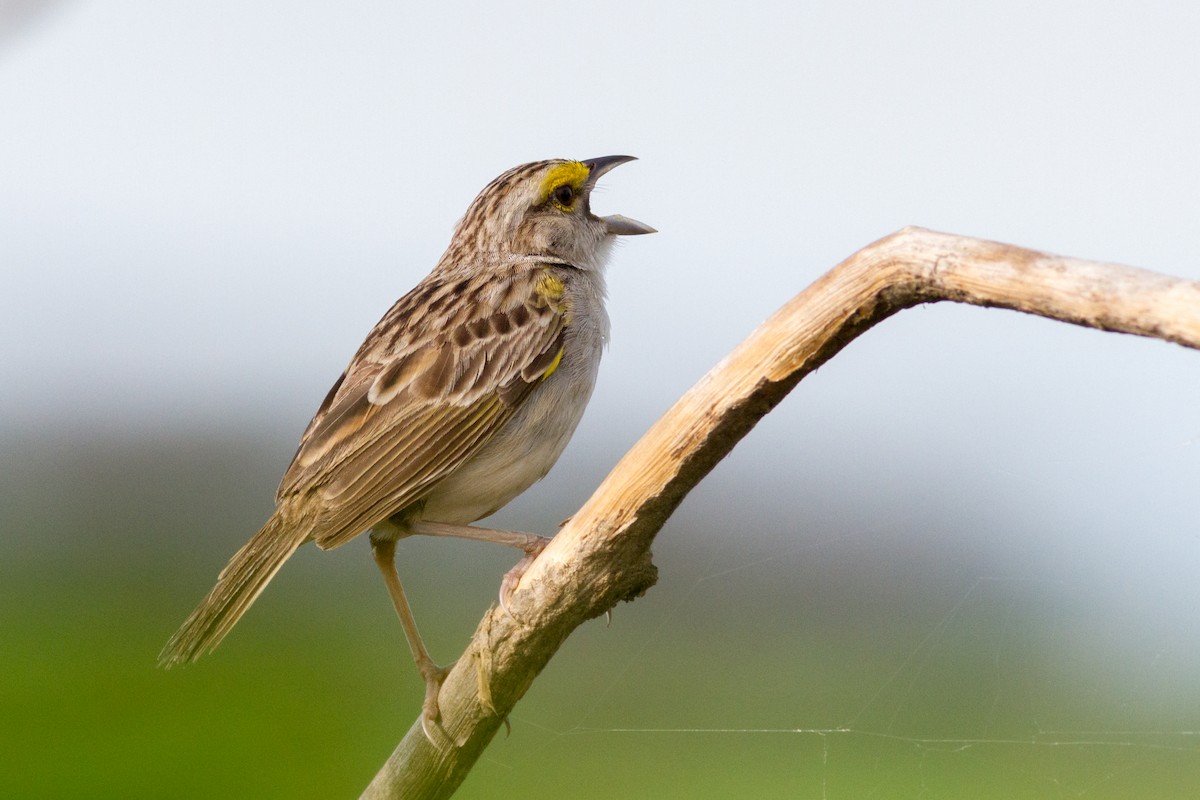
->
[[418, 270, 608, 525]]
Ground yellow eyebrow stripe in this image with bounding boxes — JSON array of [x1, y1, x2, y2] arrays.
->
[[538, 161, 589, 203]]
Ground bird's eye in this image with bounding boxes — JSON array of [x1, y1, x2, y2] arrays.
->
[[553, 184, 574, 207]]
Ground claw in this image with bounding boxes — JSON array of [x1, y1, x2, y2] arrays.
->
[[497, 555, 532, 617], [420, 713, 439, 746], [418, 661, 455, 747], [498, 581, 516, 622], [497, 537, 550, 620], [421, 713, 454, 748]]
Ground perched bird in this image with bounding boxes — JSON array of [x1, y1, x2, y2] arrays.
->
[[159, 156, 653, 737]]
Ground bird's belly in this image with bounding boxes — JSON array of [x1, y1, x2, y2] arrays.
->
[[417, 346, 600, 526]]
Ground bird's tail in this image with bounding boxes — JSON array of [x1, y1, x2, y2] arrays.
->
[[158, 500, 316, 668]]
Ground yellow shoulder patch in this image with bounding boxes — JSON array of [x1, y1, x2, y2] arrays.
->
[[535, 273, 566, 303], [534, 272, 570, 321]]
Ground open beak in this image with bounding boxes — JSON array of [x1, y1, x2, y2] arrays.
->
[[582, 155, 657, 236]]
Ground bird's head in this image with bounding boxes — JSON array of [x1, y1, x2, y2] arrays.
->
[[444, 156, 654, 270]]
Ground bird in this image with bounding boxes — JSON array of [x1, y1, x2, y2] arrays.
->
[[159, 156, 653, 740]]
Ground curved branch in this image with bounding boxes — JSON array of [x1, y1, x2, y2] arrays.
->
[[360, 227, 1200, 799]]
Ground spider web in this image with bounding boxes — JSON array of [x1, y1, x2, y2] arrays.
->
[[468, 430, 1200, 799]]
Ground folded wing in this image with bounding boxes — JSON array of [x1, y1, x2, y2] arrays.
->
[[276, 268, 568, 549]]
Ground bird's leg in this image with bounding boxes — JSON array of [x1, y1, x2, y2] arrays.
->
[[408, 521, 550, 614], [408, 520, 549, 552], [370, 537, 454, 745]]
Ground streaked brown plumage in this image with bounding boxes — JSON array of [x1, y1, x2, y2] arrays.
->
[[159, 156, 652, 741]]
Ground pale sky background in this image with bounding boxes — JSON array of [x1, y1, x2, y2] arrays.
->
[[2, 0, 1199, 753]]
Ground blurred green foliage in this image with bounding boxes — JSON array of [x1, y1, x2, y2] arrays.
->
[[3, 430, 1197, 798]]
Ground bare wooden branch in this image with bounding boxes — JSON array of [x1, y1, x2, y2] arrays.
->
[[359, 227, 1200, 799]]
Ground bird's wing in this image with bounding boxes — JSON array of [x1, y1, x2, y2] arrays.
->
[[277, 266, 569, 549]]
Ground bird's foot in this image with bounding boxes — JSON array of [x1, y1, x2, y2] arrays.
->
[[418, 660, 456, 747], [498, 536, 551, 620]]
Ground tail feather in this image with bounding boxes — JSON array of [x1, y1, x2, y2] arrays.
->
[[158, 502, 315, 668]]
